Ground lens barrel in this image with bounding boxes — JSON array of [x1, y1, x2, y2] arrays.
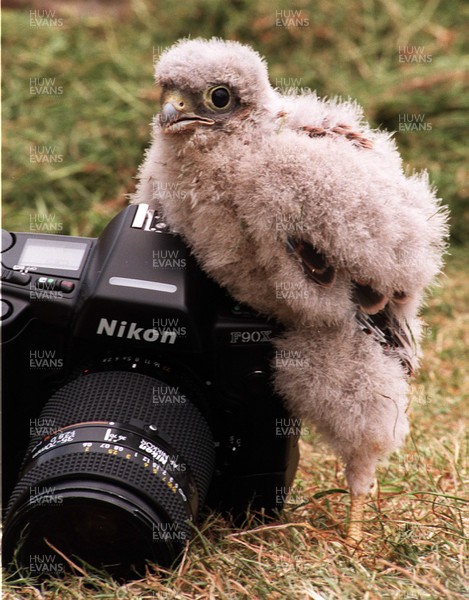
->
[[3, 369, 215, 579]]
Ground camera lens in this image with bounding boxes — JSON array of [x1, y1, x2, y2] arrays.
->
[[3, 369, 215, 579]]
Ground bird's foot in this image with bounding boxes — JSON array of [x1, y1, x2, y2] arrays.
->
[[345, 493, 367, 547]]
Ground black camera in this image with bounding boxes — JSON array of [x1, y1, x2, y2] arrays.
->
[[1, 204, 299, 579]]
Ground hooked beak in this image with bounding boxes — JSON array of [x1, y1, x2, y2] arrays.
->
[[159, 90, 215, 133]]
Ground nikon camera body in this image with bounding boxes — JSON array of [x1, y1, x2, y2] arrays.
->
[[1, 204, 299, 578]]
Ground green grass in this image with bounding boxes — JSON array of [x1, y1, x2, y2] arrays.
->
[[2, 1, 468, 598]]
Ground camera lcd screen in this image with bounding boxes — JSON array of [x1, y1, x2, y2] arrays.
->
[[18, 238, 88, 271]]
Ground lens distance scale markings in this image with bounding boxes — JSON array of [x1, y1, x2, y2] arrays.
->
[[29, 421, 197, 519]]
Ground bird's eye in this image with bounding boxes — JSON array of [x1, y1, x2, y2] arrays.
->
[[205, 86, 232, 110]]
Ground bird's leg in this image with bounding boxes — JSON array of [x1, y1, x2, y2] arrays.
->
[[345, 493, 367, 545]]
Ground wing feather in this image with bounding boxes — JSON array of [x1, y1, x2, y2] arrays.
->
[[286, 237, 416, 376]]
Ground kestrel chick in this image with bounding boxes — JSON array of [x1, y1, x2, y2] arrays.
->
[[133, 37, 448, 543]]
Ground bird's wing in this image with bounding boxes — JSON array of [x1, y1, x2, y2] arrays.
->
[[287, 234, 388, 313], [275, 95, 374, 150], [286, 235, 416, 375]]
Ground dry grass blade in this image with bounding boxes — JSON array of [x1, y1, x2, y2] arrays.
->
[[42, 539, 89, 578]]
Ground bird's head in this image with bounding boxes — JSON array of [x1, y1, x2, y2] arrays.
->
[[154, 38, 275, 136]]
